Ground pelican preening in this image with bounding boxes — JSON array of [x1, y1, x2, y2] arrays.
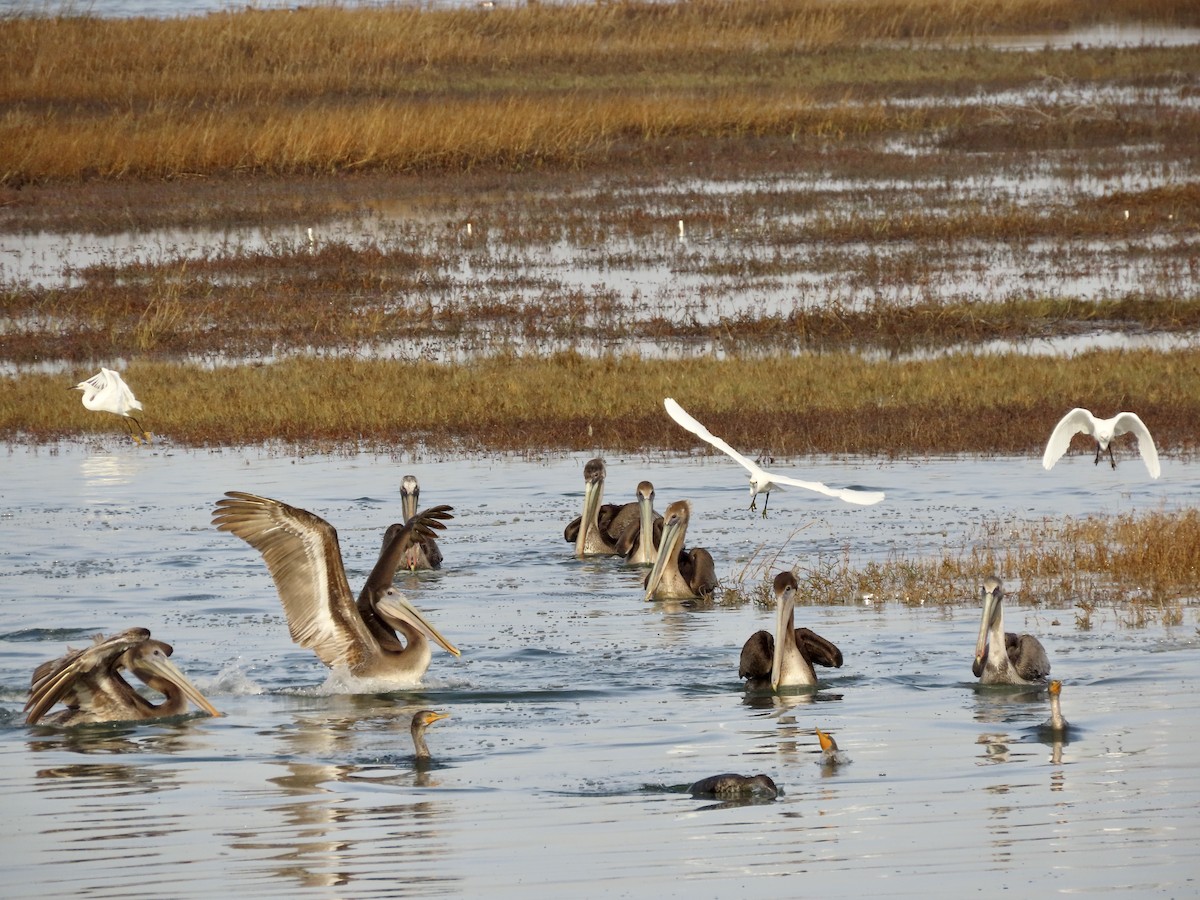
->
[[25, 628, 219, 726], [972, 575, 1050, 686], [212, 491, 460, 686], [399, 475, 444, 570], [688, 773, 779, 800], [73, 367, 152, 445], [663, 398, 885, 516], [739, 572, 843, 691], [642, 500, 718, 602], [411, 709, 450, 760], [1042, 407, 1160, 479]]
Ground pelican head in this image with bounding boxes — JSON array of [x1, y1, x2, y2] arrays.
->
[[643, 500, 690, 601], [122, 639, 221, 719], [375, 587, 461, 672], [400, 474, 421, 522], [574, 458, 612, 558], [972, 575, 1005, 679], [770, 571, 799, 690]]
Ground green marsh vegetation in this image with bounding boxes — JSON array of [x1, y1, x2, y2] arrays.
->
[[1, 0, 1197, 621]]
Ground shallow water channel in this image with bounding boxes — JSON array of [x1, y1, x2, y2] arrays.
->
[[1, 443, 1197, 896]]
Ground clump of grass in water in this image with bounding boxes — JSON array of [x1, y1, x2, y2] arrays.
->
[[722, 509, 1199, 628]]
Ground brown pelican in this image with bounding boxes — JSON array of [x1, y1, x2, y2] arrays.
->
[[212, 491, 460, 686], [663, 398, 884, 516], [411, 709, 449, 760], [72, 367, 152, 444], [642, 500, 718, 601], [615, 480, 663, 566], [399, 475, 443, 570], [739, 572, 843, 691], [1042, 407, 1160, 478], [1043, 680, 1069, 733], [972, 575, 1050, 685], [688, 773, 778, 799], [25, 628, 219, 726], [563, 458, 641, 558]]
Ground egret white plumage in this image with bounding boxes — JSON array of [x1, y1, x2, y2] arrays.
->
[[1042, 407, 1160, 478], [663, 398, 884, 516], [73, 367, 152, 444]]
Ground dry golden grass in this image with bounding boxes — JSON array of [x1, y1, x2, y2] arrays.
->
[[1, 0, 1198, 182], [4, 348, 1196, 454], [725, 508, 1199, 626]]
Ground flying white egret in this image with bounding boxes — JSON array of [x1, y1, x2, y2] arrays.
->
[[73, 367, 152, 444], [1042, 407, 1160, 478], [663, 398, 885, 515]]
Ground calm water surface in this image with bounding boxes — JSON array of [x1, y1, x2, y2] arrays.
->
[[2, 444, 1198, 896]]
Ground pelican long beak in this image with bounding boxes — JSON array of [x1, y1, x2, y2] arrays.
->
[[377, 592, 461, 657], [972, 584, 1000, 678], [139, 655, 221, 718], [770, 582, 796, 690], [575, 475, 605, 559], [642, 515, 685, 601]]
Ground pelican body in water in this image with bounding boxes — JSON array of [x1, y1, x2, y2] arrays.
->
[[642, 500, 718, 601], [739, 572, 844, 691], [688, 773, 779, 800], [25, 628, 219, 726], [615, 480, 663, 566], [564, 458, 644, 558], [212, 491, 460, 686], [972, 575, 1050, 685], [411, 709, 450, 760], [399, 475, 443, 570], [663, 398, 884, 515], [73, 367, 152, 445], [1042, 407, 1160, 478]]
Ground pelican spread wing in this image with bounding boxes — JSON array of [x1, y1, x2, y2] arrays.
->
[[212, 491, 370, 670], [24, 628, 149, 725], [366, 506, 453, 597]]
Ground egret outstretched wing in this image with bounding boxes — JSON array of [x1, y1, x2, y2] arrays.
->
[[1112, 412, 1160, 478], [664, 397, 759, 474]]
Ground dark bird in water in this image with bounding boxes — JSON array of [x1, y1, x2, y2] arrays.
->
[[816, 727, 850, 767], [25, 628, 219, 726], [1043, 680, 1070, 734], [615, 480, 664, 566], [688, 773, 779, 800], [212, 491, 459, 686], [398, 474, 444, 570], [642, 500, 718, 601], [564, 458, 643, 558], [411, 709, 450, 759], [1042, 407, 1160, 478], [971, 575, 1050, 686], [739, 572, 843, 691]]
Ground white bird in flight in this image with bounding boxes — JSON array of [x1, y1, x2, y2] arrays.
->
[[73, 367, 152, 445], [1042, 408, 1160, 479], [663, 398, 885, 515]]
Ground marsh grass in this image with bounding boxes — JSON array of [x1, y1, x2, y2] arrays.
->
[[1, 0, 1198, 182], [722, 509, 1199, 627], [5, 349, 1197, 453]]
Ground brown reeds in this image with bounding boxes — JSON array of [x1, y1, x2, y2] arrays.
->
[[726, 508, 1199, 625], [1, 0, 1198, 183], [4, 349, 1196, 454]]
